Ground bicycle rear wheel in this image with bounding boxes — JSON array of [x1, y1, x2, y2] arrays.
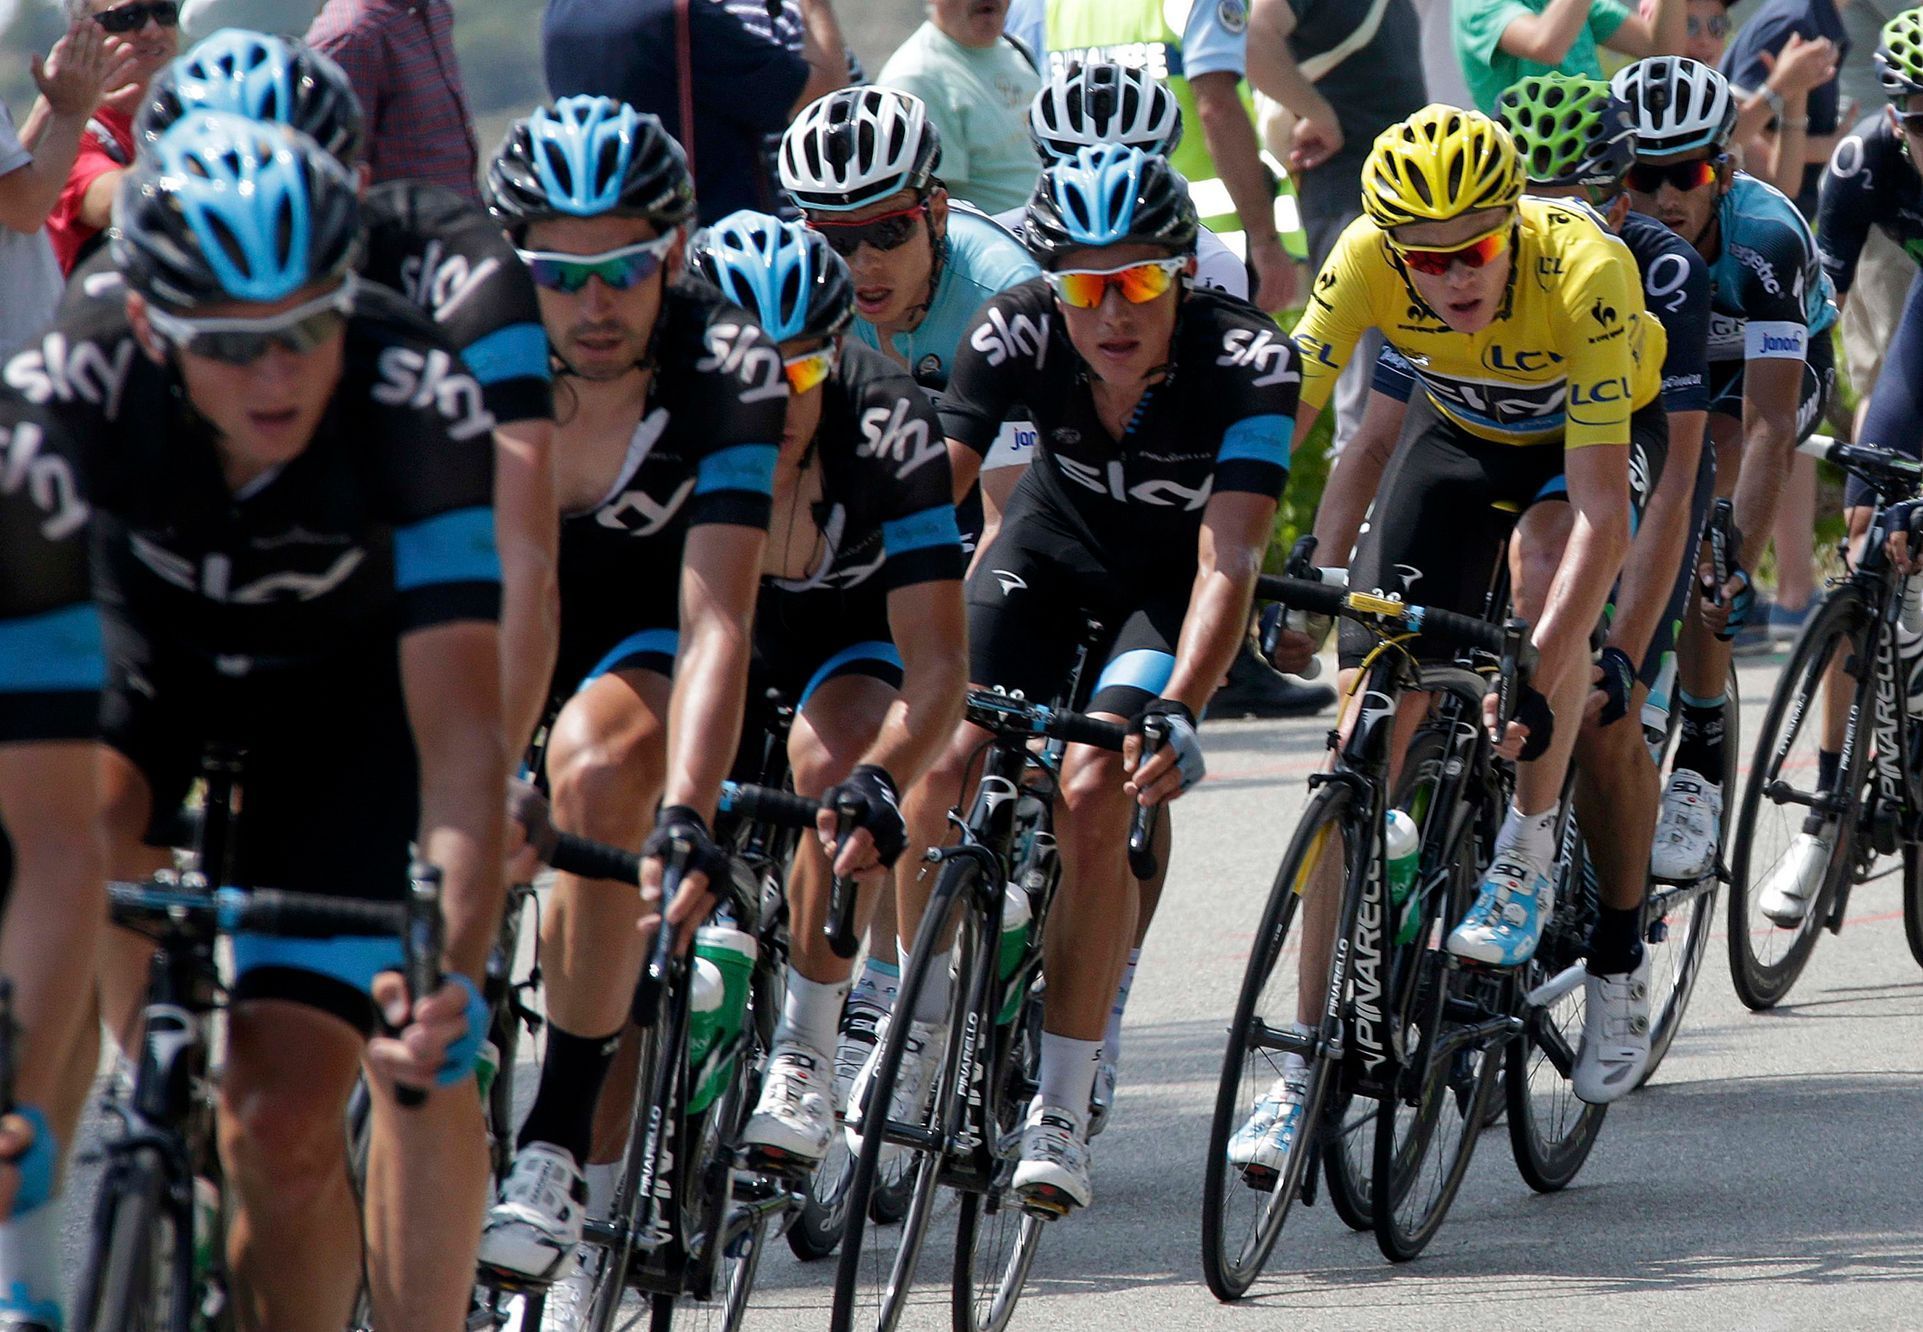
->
[[1729, 590, 1866, 1009], [75, 1147, 190, 1332], [1200, 782, 1354, 1299]]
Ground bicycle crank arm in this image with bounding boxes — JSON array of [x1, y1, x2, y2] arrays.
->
[[1524, 963, 1587, 1009]]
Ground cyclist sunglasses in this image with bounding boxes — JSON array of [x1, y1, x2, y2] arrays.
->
[[145, 282, 355, 366], [1043, 257, 1188, 308], [805, 201, 929, 258], [1685, 12, 1730, 39], [1392, 227, 1510, 277], [516, 233, 678, 294], [92, 0, 179, 32], [1624, 157, 1723, 194], [782, 347, 835, 395], [1892, 108, 1923, 134]]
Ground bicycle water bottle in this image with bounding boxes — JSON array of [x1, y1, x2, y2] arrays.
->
[[1898, 577, 1923, 719], [687, 925, 758, 1114], [996, 885, 1033, 1025], [1385, 809, 1421, 946]]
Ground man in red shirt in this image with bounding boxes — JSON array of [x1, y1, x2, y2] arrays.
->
[[44, 0, 179, 273]]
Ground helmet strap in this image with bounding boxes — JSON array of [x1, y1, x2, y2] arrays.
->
[[898, 207, 947, 331]]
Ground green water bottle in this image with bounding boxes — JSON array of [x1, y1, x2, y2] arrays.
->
[[1385, 809, 1421, 946], [688, 925, 757, 1113], [995, 885, 1033, 1025]]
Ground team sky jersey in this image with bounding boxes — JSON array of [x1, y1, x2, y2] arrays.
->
[[0, 417, 101, 743], [0, 282, 501, 676], [1371, 207, 1710, 415], [552, 280, 786, 689], [992, 202, 1250, 299], [940, 282, 1296, 574], [64, 180, 553, 428], [1701, 171, 1837, 364], [1295, 197, 1665, 449], [1817, 112, 1923, 297], [767, 339, 963, 595]]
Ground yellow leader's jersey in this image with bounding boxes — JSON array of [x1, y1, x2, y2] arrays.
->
[[1293, 197, 1666, 449]]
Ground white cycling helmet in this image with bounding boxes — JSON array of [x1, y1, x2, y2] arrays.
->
[[1028, 61, 1183, 163], [1611, 56, 1737, 157], [780, 87, 942, 213]]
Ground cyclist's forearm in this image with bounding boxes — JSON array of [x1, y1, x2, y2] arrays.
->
[[662, 607, 755, 823], [1533, 505, 1631, 700], [1193, 72, 1280, 248], [494, 420, 559, 754], [1310, 403, 1398, 564], [1607, 413, 1703, 665], [1165, 560, 1261, 716], [1733, 415, 1799, 570]]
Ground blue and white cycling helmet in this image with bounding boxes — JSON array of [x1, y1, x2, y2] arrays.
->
[[689, 210, 853, 344], [115, 110, 360, 308], [137, 29, 365, 168], [487, 95, 695, 232], [780, 87, 942, 213], [1024, 144, 1197, 267], [1612, 56, 1738, 158]]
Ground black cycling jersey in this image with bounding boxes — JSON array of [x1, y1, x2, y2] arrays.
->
[[551, 280, 786, 695], [1371, 208, 1711, 415], [0, 417, 100, 745], [64, 180, 553, 428], [1818, 112, 1923, 298], [939, 283, 1297, 579]]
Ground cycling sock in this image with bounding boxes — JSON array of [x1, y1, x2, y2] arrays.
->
[[1102, 949, 1142, 1068], [516, 1022, 622, 1162], [1493, 803, 1558, 868], [1673, 690, 1728, 780], [849, 956, 900, 1011], [1587, 905, 1645, 975], [898, 936, 953, 1025], [1817, 748, 1841, 793], [1036, 1033, 1103, 1117], [778, 968, 848, 1056], [0, 1194, 62, 1327]]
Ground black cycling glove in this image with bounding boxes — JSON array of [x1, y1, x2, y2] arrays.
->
[[1514, 684, 1555, 763], [1133, 699, 1206, 793], [1594, 646, 1637, 727], [822, 764, 908, 866], [642, 805, 732, 888]]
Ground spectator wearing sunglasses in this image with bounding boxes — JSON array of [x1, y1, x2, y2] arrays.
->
[[1453, 0, 1687, 116], [1720, 0, 1850, 216], [42, 0, 180, 274]]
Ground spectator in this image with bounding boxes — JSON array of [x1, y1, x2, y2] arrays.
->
[[1024, 0, 1297, 310], [179, 0, 321, 41], [1721, 0, 1847, 214], [1454, 0, 1686, 115], [1682, 0, 1737, 62], [878, 0, 1041, 215], [43, 0, 180, 274], [307, 0, 482, 202], [543, 0, 851, 224], [1252, 0, 1424, 455]]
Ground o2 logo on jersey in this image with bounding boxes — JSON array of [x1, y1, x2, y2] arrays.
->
[[700, 322, 788, 404], [968, 308, 1050, 368], [1643, 252, 1694, 314], [400, 241, 502, 322], [3, 334, 137, 420], [1217, 328, 1299, 388], [858, 397, 944, 479], [0, 420, 88, 541], [1054, 455, 1212, 510], [373, 347, 498, 441]]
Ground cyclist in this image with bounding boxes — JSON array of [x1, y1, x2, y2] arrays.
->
[[0, 396, 105, 1329], [5, 111, 507, 1330], [475, 97, 785, 1285], [890, 144, 1298, 1213], [1614, 56, 1838, 884], [685, 211, 967, 1171], [1335, 78, 1711, 1097]]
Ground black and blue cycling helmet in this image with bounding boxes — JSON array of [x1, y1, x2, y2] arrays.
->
[[689, 211, 853, 344], [487, 95, 695, 233], [1024, 144, 1197, 267], [136, 29, 365, 168]]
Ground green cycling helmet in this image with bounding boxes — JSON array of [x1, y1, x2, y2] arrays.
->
[[1495, 73, 1636, 188], [1877, 9, 1923, 101]]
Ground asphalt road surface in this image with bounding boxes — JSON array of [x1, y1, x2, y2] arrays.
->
[[63, 652, 1923, 1329]]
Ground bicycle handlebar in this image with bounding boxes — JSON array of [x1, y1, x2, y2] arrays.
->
[[1798, 434, 1923, 495], [1254, 574, 1540, 676], [107, 881, 411, 937], [963, 691, 1129, 752]]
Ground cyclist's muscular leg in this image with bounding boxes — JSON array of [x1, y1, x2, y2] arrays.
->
[[93, 749, 171, 1054], [1507, 505, 1591, 813], [363, 1073, 489, 1332], [218, 1001, 364, 1331], [1575, 680, 1660, 911], [1048, 738, 1142, 1041], [897, 716, 991, 955]]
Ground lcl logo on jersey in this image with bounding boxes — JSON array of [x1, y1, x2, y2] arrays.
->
[[858, 398, 943, 478], [700, 322, 788, 404], [373, 347, 497, 441], [0, 420, 89, 541], [4, 334, 137, 420], [1054, 455, 1213, 509], [969, 308, 1050, 368], [1217, 328, 1298, 388], [400, 242, 502, 322]]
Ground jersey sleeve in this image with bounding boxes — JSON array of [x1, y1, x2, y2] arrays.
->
[[1557, 241, 1646, 449], [1206, 312, 1299, 499], [938, 284, 1050, 454], [1182, 0, 1250, 80], [1642, 242, 1712, 414], [1292, 216, 1385, 414], [1735, 221, 1821, 359], [1861, 270, 1923, 458], [685, 309, 786, 530], [1372, 344, 1417, 402], [1817, 126, 1883, 297], [865, 379, 965, 590]]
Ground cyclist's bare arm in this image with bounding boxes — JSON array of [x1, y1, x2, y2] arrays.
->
[[1531, 441, 1634, 699], [1309, 388, 1407, 567], [1609, 407, 1705, 669], [493, 417, 559, 756]]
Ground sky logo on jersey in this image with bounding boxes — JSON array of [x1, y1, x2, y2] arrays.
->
[[858, 398, 944, 478], [0, 420, 88, 541], [700, 322, 788, 405], [1217, 328, 1299, 388], [969, 307, 1050, 369], [400, 241, 502, 323], [596, 477, 697, 536], [4, 334, 136, 420], [372, 346, 497, 441], [1054, 454, 1212, 509]]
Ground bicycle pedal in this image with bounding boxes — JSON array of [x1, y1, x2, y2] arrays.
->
[[738, 1144, 815, 1180], [1238, 1164, 1279, 1194], [1016, 1186, 1074, 1219]]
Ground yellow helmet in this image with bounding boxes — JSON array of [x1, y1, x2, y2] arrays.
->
[[1362, 104, 1523, 233]]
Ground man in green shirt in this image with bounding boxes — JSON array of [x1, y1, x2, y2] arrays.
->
[[879, 0, 1041, 215], [1455, 0, 1685, 113]]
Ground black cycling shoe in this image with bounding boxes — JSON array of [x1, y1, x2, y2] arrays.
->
[[1209, 644, 1336, 719]]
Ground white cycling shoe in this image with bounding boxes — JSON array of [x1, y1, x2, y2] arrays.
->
[[1757, 829, 1833, 926], [1446, 849, 1553, 968], [1572, 951, 1652, 1104], [1087, 1059, 1118, 1138], [478, 1142, 588, 1283], [835, 992, 889, 1111], [1226, 1055, 1310, 1178], [845, 1014, 942, 1171], [1651, 769, 1722, 881], [741, 1039, 836, 1171], [1012, 1102, 1093, 1213]]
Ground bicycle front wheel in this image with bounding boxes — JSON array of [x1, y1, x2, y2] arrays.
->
[[953, 993, 1046, 1332], [1201, 782, 1355, 1299], [1729, 590, 1866, 1009], [75, 1148, 190, 1332]]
